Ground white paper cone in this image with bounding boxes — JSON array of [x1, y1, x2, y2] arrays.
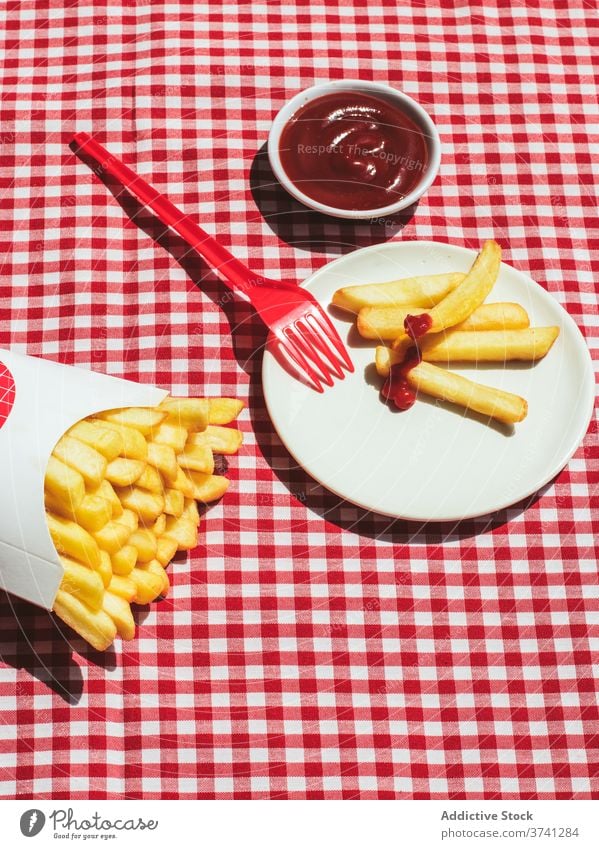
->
[[0, 349, 167, 610]]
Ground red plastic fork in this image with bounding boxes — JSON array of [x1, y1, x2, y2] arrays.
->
[[71, 133, 353, 392]]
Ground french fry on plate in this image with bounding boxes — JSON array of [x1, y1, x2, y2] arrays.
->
[[394, 240, 502, 347], [406, 361, 528, 425], [358, 301, 529, 341], [376, 327, 560, 376]]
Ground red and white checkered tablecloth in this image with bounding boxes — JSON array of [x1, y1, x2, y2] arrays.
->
[[0, 0, 597, 800]]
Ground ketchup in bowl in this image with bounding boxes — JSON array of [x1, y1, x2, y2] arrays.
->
[[278, 91, 429, 212]]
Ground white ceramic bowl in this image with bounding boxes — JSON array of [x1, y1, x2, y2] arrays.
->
[[267, 79, 441, 220]]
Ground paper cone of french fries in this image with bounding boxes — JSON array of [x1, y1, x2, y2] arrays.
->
[[0, 348, 167, 610]]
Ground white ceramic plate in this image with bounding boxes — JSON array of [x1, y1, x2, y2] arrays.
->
[[262, 241, 595, 521]]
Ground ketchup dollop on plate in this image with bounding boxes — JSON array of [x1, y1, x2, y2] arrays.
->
[[381, 346, 422, 411], [279, 91, 428, 211]]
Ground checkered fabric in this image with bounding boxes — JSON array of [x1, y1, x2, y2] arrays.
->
[[0, 0, 597, 800]]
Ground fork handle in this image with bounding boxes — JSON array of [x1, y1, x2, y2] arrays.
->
[[72, 132, 262, 297]]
